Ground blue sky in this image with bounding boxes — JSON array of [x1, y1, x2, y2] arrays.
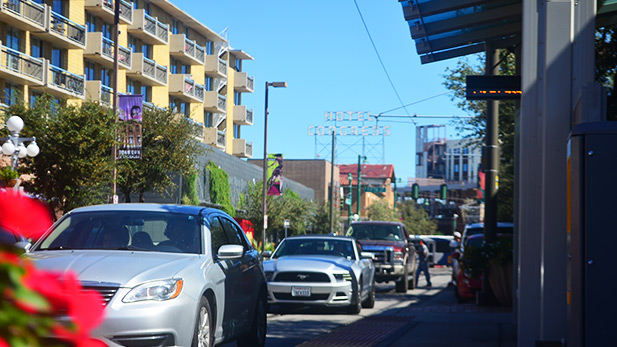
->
[[183, 0, 471, 183]]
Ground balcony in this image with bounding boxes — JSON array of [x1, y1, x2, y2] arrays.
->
[[128, 9, 168, 45], [204, 91, 226, 113], [85, 0, 132, 25], [0, 0, 46, 32], [233, 138, 253, 158], [84, 32, 131, 70], [234, 71, 254, 93], [169, 74, 204, 103], [33, 64, 85, 99], [204, 127, 225, 150], [127, 53, 167, 86], [37, 11, 86, 49], [170, 34, 205, 65], [186, 118, 204, 140], [0, 44, 45, 86], [205, 55, 226, 78], [143, 100, 165, 112], [233, 105, 253, 126], [85, 80, 113, 107]]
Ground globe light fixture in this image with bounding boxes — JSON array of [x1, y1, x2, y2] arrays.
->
[[1, 115, 40, 170]]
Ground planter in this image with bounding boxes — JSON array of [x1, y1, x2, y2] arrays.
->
[[1, 179, 18, 188], [487, 260, 513, 307]]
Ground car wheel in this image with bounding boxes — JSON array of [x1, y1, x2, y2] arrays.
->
[[362, 280, 375, 308], [192, 297, 214, 347], [237, 288, 267, 347], [408, 271, 416, 290], [348, 279, 362, 314], [395, 263, 409, 293]]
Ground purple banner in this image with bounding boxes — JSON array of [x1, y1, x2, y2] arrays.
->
[[118, 95, 143, 159], [267, 154, 283, 196], [119, 94, 143, 121]]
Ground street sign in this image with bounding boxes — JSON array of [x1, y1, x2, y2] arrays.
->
[[466, 76, 521, 100], [364, 186, 386, 193]]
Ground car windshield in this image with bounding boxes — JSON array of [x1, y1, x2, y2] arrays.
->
[[272, 238, 355, 259], [34, 211, 202, 254], [345, 224, 403, 241]]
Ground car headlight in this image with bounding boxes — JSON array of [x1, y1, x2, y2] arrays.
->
[[334, 272, 352, 282], [264, 271, 275, 282], [122, 279, 183, 303], [393, 251, 404, 264]]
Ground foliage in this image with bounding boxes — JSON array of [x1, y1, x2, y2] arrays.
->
[[116, 108, 204, 203], [15, 96, 117, 214], [181, 172, 199, 206], [0, 166, 19, 181], [399, 200, 437, 235], [442, 52, 516, 221], [596, 24, 617, 121], [366, 200, 399, 222], [310, 202, 341, 234], [0, 190, 105, 346], [460, 236, 513, 278], [206, 161, 234, 216]]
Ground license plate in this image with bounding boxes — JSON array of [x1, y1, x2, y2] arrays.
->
[[291, 286, 311, 297]]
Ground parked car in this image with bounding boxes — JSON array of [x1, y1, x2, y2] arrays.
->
[[27, 203, 267, 347], [461, 222, 514, 252], [345, 221, 417, 292], [262, 235, 375, 314]]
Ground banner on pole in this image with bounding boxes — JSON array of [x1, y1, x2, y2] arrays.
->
[[118, 94, 143, 159], [267, 153, 283, 196]]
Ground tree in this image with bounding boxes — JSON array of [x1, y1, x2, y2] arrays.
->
[[366, 200, 399, 221], [595, 24, 617, 121], [442, 52, 516, 221], [400, 200, 437, 235], [310, 202, 341, 235], [15, 96, 117, 214], [116, 108, 204, 202]]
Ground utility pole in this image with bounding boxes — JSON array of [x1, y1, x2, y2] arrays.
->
[[348, 173, 353, 225], [329, 130, 336, 234], [356, 155, 365, 216], [111, 0, 120, 204]]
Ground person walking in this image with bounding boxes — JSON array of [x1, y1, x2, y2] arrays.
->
[[415, 240, 432, 288], [449, 231, 462, 286]]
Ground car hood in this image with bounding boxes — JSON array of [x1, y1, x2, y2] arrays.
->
[[264, 255, 353, 273], [357, 240, 406, 248], [27, 250, 200, 287]]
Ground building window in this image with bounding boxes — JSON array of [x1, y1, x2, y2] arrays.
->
[[463, 148, 469, 154], [51, 47, 63, 68], [205, 77, 212, 91], [143, 1, 150, 14], [205, 112, 212, 127], [31, 36, 43, 58], [206, 40, 213, 55], [169, 97, 178, 112], [101, 68, 111, 87], [141, 85, 151, 102], [454, 164, 460, 173], [86, 14, 96, 32], [4, 83, 20, 106], [184, 26, 190, 38], [181, 64, 189, 74], [170, 57, 177, 74], [30, 91, 42, 108], [180, 102, 189, 116], [6, 26, 20, 51], [234, 91, 240, 105], [102, 22, 112, 40], [128, 35, 137, 52], [416, 153, 423, 166], [172, 18, 179, 35], [142, 44, 152, 59], [233, 124, 240, 139], [463, 163, 468, 172], [84, 61, 95, 81], [52, 0, 64, 15], [127, 78, 136, 95]]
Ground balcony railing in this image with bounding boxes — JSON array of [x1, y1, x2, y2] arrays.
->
[[186, 118, 204, 139], [128, 53, 167, 86], [217, 130, 225, 147], [0, 44, 44, 85], [45, 11, 86, 49], [0, 0, 46, 31], [119, 0, 132, 23], [218, 94, 226, 110], [218, 59, 227, 75], [170, 34, 205, 65], [85, 33, 131, 69], [85, 0, 132, 24], [246, 108, 253, 124], [234, 71, 254, 93], [129, 9, 168, 45], [233, 105, 253, 125], [169, 74, 204, 102], [233, 138, 253, 158], [144, 56, 167, 84], [100, 84, 112, 106], [143, 100, 165, 111], [48, 64, 85, 98]]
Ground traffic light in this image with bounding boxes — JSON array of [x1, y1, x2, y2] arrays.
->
[[412, 183, 419, 200], [440, 184, 448, 200]]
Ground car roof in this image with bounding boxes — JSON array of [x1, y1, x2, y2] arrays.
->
[[465, 222, 514, 229], [67, 203, 217, 216], [284, 234, 356, 242], [350, 221, 405, 226]]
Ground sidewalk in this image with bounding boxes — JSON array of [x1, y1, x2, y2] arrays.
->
[[299, 268, 516, 347]]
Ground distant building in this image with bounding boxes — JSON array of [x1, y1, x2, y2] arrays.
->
[[339, 164, 395, 220]]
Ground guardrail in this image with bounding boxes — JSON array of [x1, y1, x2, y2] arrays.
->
[[142, 56, 167, 84], [247, 75, 254, 91], [218, 58, 226, 75], [217, 94, 226, 111], [184, 77, 205, 101], [101, 36, 131, 66], [246, 108, 253, 124], [49, 64, 85, 96], [217, 130, 225, 147], [0, 44, 44, 83], [119, 0, 132, 23], [1, 0, 45, 28], [100, 84, 112, 106], [50, 11, 86, 46]]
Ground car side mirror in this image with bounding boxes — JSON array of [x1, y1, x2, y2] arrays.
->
[[14, 241, 31, 253], [261, 251, 272, 259], [217, 244, 244, 259], [360, 251, 375, 260]]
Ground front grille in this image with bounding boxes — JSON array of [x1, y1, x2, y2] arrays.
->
[[274, 272, 330, 282], [366, 249, 392, 264], [111, 334, 175, 347], [82, 285, 119, 306], [273, 293, 330, 301]]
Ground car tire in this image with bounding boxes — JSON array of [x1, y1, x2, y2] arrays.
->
[[408, 271, 416, 290], [362, 281, 375, 308], [192, 297, 214, 347], [395, 263, 409, 293], [237, 289, 267, 347], [348, 279, 362, 314]]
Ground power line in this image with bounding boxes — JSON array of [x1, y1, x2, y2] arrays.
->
[[353, 0, 411, 116], [378, 91, 454, 115]]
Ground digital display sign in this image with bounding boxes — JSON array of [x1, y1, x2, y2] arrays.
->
[[466, 76, 521, 100]]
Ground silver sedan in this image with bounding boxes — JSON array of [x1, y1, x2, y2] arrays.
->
[[263, 235, 375, 314], [28, 203, 267, 347]]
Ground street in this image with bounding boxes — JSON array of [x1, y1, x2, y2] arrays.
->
[[222, 267, 452, 347]]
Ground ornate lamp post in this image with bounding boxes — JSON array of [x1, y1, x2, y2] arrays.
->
[[1, 116, 40, 169]]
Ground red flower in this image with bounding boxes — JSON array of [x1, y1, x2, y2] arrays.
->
[[0, 190, 53, 240]]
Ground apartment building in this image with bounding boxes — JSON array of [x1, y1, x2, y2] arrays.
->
[[0, 0, 254, 158]]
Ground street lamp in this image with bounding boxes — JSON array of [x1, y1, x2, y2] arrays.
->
[[1, 116, 40, 169], [262, 81, 287, 254]]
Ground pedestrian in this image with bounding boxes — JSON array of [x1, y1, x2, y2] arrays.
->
[[449, 231, 462, 286], [415, 240, 432, 288]]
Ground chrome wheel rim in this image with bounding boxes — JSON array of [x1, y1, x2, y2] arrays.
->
[[197, 306, 210, 347]]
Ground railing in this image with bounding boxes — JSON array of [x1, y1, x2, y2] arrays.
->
[[142, 56, 167, 84], [247, 75, 254, 91], [0, 45, 44, 83], [245, 142, 253, 157], [246, 108, 253, 124], [143, 100, 165, 111], [1, 0, 45, 28], [184, 37, 205, 63], [156, 21, 168, 42], [186, 118, 204, 139], [215, 77, 226, 92], [50, 11, 86, 46], [215, 40, 228, 57], [216, 130, 225, 147], [217, 94, 226, 110], [184, 77, 205, 101], [101, 36, 131, 66], [49, 64, 85, 96], [119, 0, 132, 23], [218, 58, 226, 75], [100, 84, 113, 106]]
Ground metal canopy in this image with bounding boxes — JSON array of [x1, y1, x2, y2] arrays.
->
[[400, 0, 617, 64]]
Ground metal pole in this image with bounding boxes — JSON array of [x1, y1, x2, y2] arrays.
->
[[261, 82, 269, 254], [111, 0, 120, 204], [356, 155, 362, 216], [348, 173, 353, 225], [484, 44, 500, 244], [329, 130, 336, 234]]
